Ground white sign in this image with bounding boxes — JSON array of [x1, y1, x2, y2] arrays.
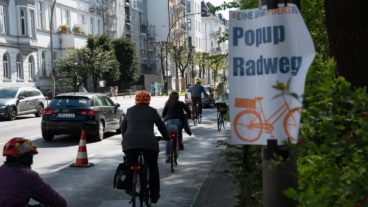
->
[[229, 4, 315, 145]]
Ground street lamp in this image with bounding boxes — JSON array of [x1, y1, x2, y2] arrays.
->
[[165, 11, 203, 92], [50, 0, 57, 99]]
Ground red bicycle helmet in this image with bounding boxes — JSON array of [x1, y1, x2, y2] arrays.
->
[[135, 91, 151, 104], [3, 137, 38, 157]]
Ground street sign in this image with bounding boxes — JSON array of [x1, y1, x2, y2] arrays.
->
[[229, 4, 315, 145]]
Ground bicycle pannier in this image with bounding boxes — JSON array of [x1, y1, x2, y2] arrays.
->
[[113, 162, 132, 191]]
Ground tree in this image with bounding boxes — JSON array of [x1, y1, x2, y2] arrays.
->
[[195, 52, 210, 80], [113, 38, 139, 89], [170, 44, 194, 90], [85, 35, 120, 91], [208, 54, 228, 84], [324, 0, 368, 88], [56, 49, 89, 92], [152, 41, 167, 82]]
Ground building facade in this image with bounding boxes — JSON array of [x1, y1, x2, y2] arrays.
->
[[0, 0, 104, 94]]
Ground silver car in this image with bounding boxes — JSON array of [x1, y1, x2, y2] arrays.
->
[[0, 87, 46, 120]]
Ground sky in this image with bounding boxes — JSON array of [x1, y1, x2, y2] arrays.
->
[[209, 0, 231, 20]]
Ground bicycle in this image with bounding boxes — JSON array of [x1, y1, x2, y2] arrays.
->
[[129, 153, 151, 207], [215, 101, 228, 132], [129, 136, 162, 207], [166, 125, 179, 173], [233, 95, 301, 143], [191, 103, 201, 126]]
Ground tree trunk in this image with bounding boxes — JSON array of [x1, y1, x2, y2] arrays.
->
[[325, 0, 368, 88]]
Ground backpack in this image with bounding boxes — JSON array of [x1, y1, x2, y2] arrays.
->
[[113, 162, 132, 191]]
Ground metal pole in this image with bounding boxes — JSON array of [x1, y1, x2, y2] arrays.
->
[[50, 0, 57, 99]]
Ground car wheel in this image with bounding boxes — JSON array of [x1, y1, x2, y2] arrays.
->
[[7, 107, 16, 121], [35, 104, 44, 117], [93, 121, 105, 141], [42, 130, 54, 141]]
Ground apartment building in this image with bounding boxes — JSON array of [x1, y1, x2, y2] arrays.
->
[[0, 0, 104, 94]]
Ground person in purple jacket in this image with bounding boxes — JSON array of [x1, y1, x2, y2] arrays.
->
[[0, 137, 67, 207]]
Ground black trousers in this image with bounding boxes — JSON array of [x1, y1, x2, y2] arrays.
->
[[191, 96, 203, 114], [124, 149, 160, 199]]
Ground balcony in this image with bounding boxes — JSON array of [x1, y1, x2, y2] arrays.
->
[[59, 33, 88, 49]]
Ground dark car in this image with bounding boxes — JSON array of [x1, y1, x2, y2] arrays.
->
[[0, 87, 46, 120], [41, 93, 124, 141], [184, 86, 215, 107]]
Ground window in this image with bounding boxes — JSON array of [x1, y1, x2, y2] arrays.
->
[[90, 17, 94, 35], [0, 5, 6, 34], [16, 54, 24, 80], [41, 51, 46, 77], [3, 53, 10, 79], [60, 8, 69, 25], [97, 19, 102, 34], [187, 19, 191, 30], [78, 14, 85, 24], [20, 8, 27, 36], [187, 1, 191, 12], [37, 2, 44, 29], [28, 56, 34, 80], [29, 10, 35, 37]]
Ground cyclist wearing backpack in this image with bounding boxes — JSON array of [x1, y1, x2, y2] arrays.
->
[[121, 91, 169, 204], [162, 91, 191, 155], [0, 138, 67, 207], [188, 79, 207, 116]]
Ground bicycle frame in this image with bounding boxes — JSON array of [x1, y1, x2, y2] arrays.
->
[[256, 96, 292, 135]]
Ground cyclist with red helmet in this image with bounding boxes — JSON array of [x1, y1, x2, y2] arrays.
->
[[121, 91, 169, 204], [0, 138, 67, 207]]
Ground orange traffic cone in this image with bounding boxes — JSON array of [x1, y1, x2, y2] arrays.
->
[[70, 130, 94, 167]]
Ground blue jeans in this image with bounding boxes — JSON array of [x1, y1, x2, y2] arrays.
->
[[165, 119, 183, 157]]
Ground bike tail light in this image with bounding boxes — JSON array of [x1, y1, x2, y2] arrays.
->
[[130, 166, 141, 170]]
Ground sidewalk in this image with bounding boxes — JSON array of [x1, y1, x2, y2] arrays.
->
[[192, 154, 239, 207]]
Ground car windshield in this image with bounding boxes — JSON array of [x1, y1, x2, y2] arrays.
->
[[49, 96, 90, 107], [0, 88, 18, 98]]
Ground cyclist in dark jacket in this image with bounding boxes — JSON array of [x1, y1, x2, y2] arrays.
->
[[0, 137, 67, 207], [162, 91, 191, 155], [188, 79, 207, 115], [122, 91, 169, 204]]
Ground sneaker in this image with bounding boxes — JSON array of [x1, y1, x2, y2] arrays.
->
[[179, 143, 184, 150]]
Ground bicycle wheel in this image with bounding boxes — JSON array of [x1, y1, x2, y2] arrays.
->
[[197, 112, 202, 124], [174, 138, 178, 166], [222, 114, 226, 130], [131, 171, 140, 207], [192, 110, 197, 126], [233, 110, 263, 142], [283, 108, 301, 143], [217, 112, 222, 132], [170, 139, 175, 173]]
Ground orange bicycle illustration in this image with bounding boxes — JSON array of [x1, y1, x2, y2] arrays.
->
[[233, 95, 301, 143]]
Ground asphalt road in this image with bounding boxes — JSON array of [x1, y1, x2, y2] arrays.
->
[[0, 95, 230, 207]]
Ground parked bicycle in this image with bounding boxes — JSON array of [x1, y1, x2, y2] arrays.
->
[[166, 125, 179, 173], [215, 101, 228, 132]]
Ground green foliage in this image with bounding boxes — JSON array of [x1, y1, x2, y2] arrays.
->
[[56, 49, 89, 92], [113, 38, 139, 87], [283, 56, 368, 206], [219, 141, 263, 207], [208, 54, 228, 83]]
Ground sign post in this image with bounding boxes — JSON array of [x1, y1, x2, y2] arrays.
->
[[229, 3, 315, 206]]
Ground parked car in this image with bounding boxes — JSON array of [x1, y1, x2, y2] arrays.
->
[[41, 93, 125, 141], [0, 87, 46, 120], [184, 86, 215, 107]]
